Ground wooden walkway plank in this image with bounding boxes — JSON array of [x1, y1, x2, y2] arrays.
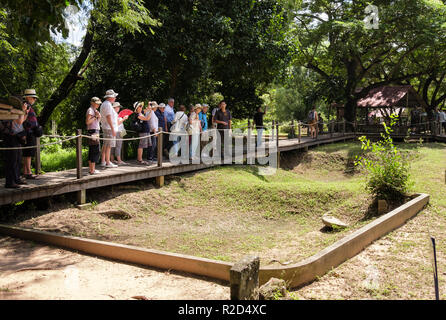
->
[[0, 133, 356, 206]]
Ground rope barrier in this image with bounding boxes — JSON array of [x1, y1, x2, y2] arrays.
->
[[0, 119, 442, 151], [0, 135, 80, 150]]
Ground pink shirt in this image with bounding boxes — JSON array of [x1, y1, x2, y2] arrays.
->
[[86, 107, 100, 130]]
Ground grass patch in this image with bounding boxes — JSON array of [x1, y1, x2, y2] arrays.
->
[[10, 141, 444, 278]]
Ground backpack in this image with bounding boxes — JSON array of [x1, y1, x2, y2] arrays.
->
[[130, 113, 143, 133], [308, 110, 316, 121]]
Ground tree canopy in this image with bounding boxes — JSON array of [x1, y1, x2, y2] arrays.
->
[[1, 0, 445, 132]]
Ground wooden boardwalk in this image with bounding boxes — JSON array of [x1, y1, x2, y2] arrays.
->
[[0, 132, 360, 206]]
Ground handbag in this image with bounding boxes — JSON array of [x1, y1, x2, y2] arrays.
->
[[120, 128, 127, 137], [185, 122, 192, 135], [33, 125, 43, 138], [16, 130, 27, 146], [171, 113, 185, 133], [87, 129, 100, 146]]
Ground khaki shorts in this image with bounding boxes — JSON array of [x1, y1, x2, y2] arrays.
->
[[138, 132, 151, 149], [103, 129, 116, 148]]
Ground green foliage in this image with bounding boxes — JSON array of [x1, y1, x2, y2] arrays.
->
[[355, 115, 412, 201], [287, 0, 446, 121], [66, 0, 292, 134], [267, 66, 327, 122], [40, 137, 88, 172]]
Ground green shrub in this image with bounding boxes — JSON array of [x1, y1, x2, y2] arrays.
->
[[355, 114, 412, 201]]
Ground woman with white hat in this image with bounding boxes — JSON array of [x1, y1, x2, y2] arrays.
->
[[86, 97, 102, 175], [22, 89, 41, 179], [189, 104, 202, 160], [134, 102, 152, 165]]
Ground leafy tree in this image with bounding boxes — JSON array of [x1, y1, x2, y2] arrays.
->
[[288, 0, 446, 127], [0, 0, 158, 128], [63, 0, 292, 133]]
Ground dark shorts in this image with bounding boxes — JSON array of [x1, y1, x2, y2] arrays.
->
[[22, 133, 36, 157], [88, 144, 100, 163]]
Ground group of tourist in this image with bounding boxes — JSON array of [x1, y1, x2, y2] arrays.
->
[[86, 89, 234, 174], [0, 87, 272, 188], [1, 89, 42, 188]]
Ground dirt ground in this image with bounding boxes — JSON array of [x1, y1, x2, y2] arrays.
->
[[0, 235, 229, 300], [1, 144, 445, 300]]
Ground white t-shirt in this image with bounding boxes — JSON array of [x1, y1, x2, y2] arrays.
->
[[171, 111, 188, 132], [149, 110, 159, 132], [100, 100, 117, 131]]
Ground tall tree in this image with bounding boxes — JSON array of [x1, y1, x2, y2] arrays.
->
[[288, 0, 446, 126], [0, 0, 158, 127]]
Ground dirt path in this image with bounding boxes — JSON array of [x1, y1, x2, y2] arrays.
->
[[0, 236, 229, 300]]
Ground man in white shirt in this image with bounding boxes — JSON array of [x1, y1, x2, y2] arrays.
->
[[100, 89, 119, 168]]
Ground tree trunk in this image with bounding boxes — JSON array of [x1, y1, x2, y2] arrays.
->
[[38, 27, 94, 128]]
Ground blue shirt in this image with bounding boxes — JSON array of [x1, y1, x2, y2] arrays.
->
[[155, 109, 167, 131], [165, 105, 175, 123], [199, 112, 208, 131]]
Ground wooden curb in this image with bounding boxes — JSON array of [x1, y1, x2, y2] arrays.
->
[[0, 193, 429, 288], [259, 193, 430, 288]]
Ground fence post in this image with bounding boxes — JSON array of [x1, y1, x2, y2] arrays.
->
[[275, 122, 279, 149], [298, 121, 301, 143], [76, 129, 83, 179], [291, 120, 295, 139], [247, 118, 252, 155], [76, 129, 86, 204], [157, 128, 163, 167], [156, 129, 164, 187], [330, 121, 334, 138], [343, 120, 346, 136], [35, 137, 41, 175]]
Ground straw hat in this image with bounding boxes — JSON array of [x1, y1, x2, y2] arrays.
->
[[104, 89, 118, 99], [112, 102, 121, 108], [158, 103, 166, 108], [91, 97, 102, 105], [133, 101, 144, 111], [23, 89, 38, 99], [194, 104, 202, 110]]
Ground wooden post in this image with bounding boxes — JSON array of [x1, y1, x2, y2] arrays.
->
[[330, 121, 334, 138], [291, 120, 295, 139], [230, 255, 260, 300], [157, 128, 163, 167], [298, 121, 301, 143], [76, 129, 86, 204], [156, 129, 164, 187], [35, 137, 41, 175], [121, 138, 125, 161], [343, 120, 346, 136], [275, 122, 279, 149], [247, 118, 252, 155], [76, 129, 83, 179]]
